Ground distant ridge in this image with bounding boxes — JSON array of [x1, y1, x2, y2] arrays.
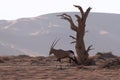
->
[[0, 12, 120, 56]]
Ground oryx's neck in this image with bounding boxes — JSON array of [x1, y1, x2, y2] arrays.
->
[[52, 48, 60, 52]]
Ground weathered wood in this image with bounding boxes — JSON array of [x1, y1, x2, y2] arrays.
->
[[58, 5, 92, 65]]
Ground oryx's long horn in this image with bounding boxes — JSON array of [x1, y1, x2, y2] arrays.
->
[[53, 38, 60, 47], [51, 38, 60, 48]]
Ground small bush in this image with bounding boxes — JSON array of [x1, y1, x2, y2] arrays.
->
[[99, 58, 120, 69], [95, 52, 117, 59], [17, 54, 30, 58], [85, 57, 96, 66], [0, 59, 4, 63]]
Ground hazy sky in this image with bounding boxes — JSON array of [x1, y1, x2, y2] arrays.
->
[[0, 0, 120, 20]]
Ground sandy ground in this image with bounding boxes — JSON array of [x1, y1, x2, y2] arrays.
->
[[0, 55, 120, 80]]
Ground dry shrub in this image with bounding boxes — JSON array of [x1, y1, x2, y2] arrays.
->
[[17, 54, 31, 58], [36, 56, 46, 61], [0, 58, 4, 63], [99, 57, 120, 69], [30, 56, 47, 66], [95, 52, 117, 59], [85, 57, 96, 66], [92, 52, 119, 67], [2, 57, 10, 61], [0, 56, 10, 63]]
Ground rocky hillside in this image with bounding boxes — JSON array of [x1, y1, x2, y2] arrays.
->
[[0, 12, 120, 56]]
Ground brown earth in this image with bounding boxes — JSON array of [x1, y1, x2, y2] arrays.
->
[[0, 53, 120, 80]]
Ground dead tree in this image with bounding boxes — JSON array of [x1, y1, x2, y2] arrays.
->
[[57, 5, 92, 65]]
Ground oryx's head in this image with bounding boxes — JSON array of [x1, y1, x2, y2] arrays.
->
[[49, 38, 60, 55]]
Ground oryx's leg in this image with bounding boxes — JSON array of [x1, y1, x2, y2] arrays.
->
[[69, 57, 78, 65], [56, 58, 63, 69], [57, 58, 61, 62]]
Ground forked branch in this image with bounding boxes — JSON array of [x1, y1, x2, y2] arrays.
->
[[74, 5, 84, 17], [86, 45, 94, 53], [57, 13, 77, 31], [74, 5, 91, 24], [83, 7, 92, 24]]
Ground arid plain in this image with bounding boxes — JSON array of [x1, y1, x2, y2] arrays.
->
[[0, 53, 120, 80]]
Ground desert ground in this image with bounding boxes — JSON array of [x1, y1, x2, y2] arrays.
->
[[0, 52, 120, 80]]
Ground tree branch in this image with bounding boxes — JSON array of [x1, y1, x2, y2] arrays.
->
[[86, 45, 94, 54], [69, 35, 76, 39], [74, 5, 84, 17], [57, 13, 77, 31], [70, 41, 76, 44], [69, 35, 76, 44], [75, 14, 82, 23], [83, 7, 92, 24]]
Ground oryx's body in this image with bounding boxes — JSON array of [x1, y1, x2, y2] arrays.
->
[[49, 39, 78, 64]]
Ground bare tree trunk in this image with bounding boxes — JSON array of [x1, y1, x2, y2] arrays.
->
[[58, 5, 92, 65], [76, 35, 85, 64]]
